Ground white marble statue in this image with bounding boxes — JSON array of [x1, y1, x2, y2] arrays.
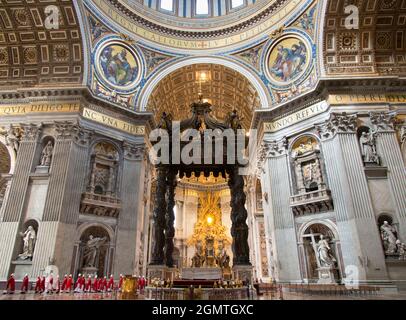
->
[[380, 221, 398, 255], [18, 226, 36, 260], [40, 141, 54, 166], [396, 240, 406, 260], [5, 126, 19, 152], [82, 235, 107, 268], [359, 131, 379, 164], [317, 235, 336, 267]]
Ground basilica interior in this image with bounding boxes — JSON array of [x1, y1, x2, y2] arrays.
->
[[0, 0, 406, 300]]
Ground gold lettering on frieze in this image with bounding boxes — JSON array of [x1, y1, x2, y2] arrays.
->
[[91, 0, 307, 50], [0, 103, 80, 116], [264, 102, 329, 133], [328, 94, 406, 105], [82, 108, 145, 136]]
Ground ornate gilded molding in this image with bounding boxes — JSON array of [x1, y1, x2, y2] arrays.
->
[[316, 113, 358, 140], [369, 111, 397, 132], [123, 141, 145, 161]]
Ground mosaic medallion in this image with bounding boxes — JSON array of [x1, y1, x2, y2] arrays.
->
[[266, 35, 311, 85], [95, 40, 142, 92]]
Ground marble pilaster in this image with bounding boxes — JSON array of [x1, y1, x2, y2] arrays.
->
[[0, 124, 41, 280], [316, 113, 388, 282], [113, 141, 146, 276], [262, 137, 301, 282], [370, 112, 406, 241]]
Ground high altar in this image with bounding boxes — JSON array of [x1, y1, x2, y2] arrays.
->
[[147, 98, 252, 283], [181, 192, 232, 280]]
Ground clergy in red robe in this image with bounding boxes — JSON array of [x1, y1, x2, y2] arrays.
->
[[54, 275, 60, 293], [118, 274, 123, 292], [85, 276, 92, 292], [74, 273, 82, 291], [40, 276, 46, 293], [97, 277, 103, 292], [81, 275, 85, 290], [100, 276, 108, 292], [66, 274, 73, 292], [34, 276, 41, 293], [21, 274, 29, 293], [92, 275, 99, 292], [61, 274, 68, 292], [5, 274, 15, 294], [107, 274, 115, 292]]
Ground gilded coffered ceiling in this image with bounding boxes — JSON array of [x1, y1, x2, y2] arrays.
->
[[0, 0, 83, 89], [146, 64, 260, 129], [324, 0, 406, 76]]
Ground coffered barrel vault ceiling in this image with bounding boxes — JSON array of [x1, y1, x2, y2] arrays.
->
[[324, 0, 406, 76], [0, 0, 84, 89], [147, 64, 260, 129]]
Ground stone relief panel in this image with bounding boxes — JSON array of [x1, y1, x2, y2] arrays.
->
[[258, 220, 269, 278], [289, 135, 333, 215], [80, 141, 121, 218]]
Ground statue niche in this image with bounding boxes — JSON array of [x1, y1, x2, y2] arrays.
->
[[79, 226, 110, 277], [35, 137, 54, 173], [302, 223, 340, 284], [17, 221, 38, 261], [358, 126, 380, 166], [80, 142, 121, 218]]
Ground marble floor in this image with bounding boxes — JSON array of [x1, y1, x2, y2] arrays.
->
[[1, 291, 406, 300]]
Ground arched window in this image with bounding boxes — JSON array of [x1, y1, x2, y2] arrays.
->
[[196, 0, 209, 15], [160, 0, 173, 12], [231, 0, 244, 9]]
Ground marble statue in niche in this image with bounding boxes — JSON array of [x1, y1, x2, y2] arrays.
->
[[316, 235, 337, 267], [380, 221, 398, 255], [397, 240, 406, 260], [40, 141, 54, 167], [18, 226, 36, 261], [359, 130, 380, 165], [82, 235, 108, 268], [5, 126, 20, 152]]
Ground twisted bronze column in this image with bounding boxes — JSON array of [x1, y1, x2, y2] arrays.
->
[[228, 167, 251, 265], [150, 167, 167, 265], [164, 168, 177, 267]]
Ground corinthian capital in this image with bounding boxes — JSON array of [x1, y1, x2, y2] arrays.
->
[[316, 112, 357, 140], [370, 111, 397, 132], [20, 123, 42, 142], [263, 136, 288, 158], [73, 125, 93, 147], [123, 141, 145, 161], [55, 121, 76, 139]]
